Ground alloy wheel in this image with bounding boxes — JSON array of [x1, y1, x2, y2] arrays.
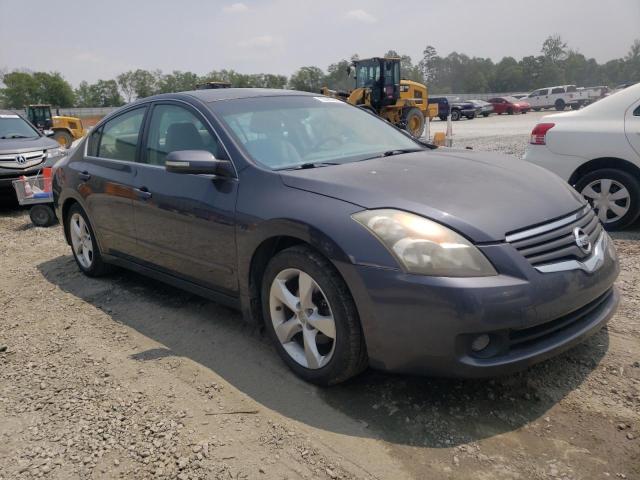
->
[[69, 213, 94, 268], [269, 268, 336, 369], [581, 178, 631, 224]]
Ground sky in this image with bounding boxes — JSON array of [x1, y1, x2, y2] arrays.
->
[[1, 0, 639, 86]]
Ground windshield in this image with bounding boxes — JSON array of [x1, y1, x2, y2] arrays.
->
[[213, 96, 422, 170], [0, 114, 40, 139]]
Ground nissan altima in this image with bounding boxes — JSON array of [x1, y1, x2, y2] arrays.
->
[[53, 89, 619, 385]]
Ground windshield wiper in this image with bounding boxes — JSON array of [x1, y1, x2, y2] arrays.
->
[[281, 162, 340, 170], [0, 134, 31, 139], [381, 148, 424, 157]]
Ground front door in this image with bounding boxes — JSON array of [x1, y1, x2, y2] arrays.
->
[[625, 102, 640, 160], [132, 102, 239, 294]]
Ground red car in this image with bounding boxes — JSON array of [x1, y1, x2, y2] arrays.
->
[[488, 96, 531, 114]]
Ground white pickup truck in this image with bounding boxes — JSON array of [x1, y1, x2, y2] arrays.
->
[[521, 85, 589, 111]]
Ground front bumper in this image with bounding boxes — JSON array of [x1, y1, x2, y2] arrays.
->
[[337, 234, 619, 377]]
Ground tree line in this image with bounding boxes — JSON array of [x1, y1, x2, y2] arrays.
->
[[1, 35, 638, 109]]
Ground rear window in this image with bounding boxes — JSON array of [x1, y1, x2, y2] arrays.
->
[[551, 87, 565, 94], [566, 86, 577, 92], [635, 105, 640, 116]]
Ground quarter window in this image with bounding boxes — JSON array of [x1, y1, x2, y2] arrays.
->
[[97, 108, 146, 162], [144, 104, 223, 166], [551, 87, 565, 94], [634, 105, 640, 116]]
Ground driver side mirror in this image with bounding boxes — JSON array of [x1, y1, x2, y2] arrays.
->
[[165, 150, 234, 177]]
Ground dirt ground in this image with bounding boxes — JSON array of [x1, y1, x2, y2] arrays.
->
[[1, 125, 639, 479]]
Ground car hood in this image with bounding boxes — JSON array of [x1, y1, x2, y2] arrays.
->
[[0, 136, 59, 155], [279, 149, 586, 242]]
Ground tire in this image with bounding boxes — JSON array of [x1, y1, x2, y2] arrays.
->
[[533, 108, 541, 112], [439, 115, 447, 122], [465, 112, 476, 120], [575, 169, 640, 230], [555, 99, 566, 111], [261, 245, 368, 386], [507, 108, 514, 115], [29, 204, 57, 227], [65, 203, 112, 276], [402, 107, 425, 138], [482, 113, 489, 117], [53, 130, 74, 149], [570, 103, 581, 110], [451, 109, 461, 121]]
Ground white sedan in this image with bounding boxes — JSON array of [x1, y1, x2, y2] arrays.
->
[[524, 83, 640, 230]]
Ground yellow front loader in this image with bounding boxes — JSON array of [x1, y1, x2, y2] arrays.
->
[[321, 57, 438, 138], [27, 105, 86, 149]]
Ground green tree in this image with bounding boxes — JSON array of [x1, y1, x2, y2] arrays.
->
[[0, 71, 74, 107], [75, 80, 123, 107], [0, 71, 38, 108], [33, 72, 75, 107], [288, 66, 325, 92], [541, 34, 568, 63], [156, 71, 200, 93]]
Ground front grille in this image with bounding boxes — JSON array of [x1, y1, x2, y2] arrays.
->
[[508, 288, 612, 349], [0, 150, 46, 170], [505, 206, 602, 266]]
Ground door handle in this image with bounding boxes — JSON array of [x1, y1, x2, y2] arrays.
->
[[79, 171, 91, 181], [134, 186, 152, 200]]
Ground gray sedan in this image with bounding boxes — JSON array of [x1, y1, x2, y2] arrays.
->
[[53, 89, 619, 385]]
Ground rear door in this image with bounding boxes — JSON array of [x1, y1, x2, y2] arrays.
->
[[76, 106, 147, 255], [132, 101, 239, 294], [625, 102, 640, 160]]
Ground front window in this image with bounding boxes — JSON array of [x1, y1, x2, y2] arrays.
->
[[355, 63, 381, 89], [213, 96, 422, 170], [0, 113, 40, 139]]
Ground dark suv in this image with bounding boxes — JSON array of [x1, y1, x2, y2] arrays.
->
[[53, 89, 619, 385], [0, 110, 65, 197]]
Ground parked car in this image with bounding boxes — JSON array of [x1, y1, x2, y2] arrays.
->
[[428, 97, 476, 121], [524, 83, 640, 230], [522, 85, 589, 111], [0, 110, 66, 198], [53, 89, 619, 385], [488, 96, 531, 115], [469, 99, 494, 117]]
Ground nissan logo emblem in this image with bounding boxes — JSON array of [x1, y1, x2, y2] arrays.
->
[[15, 154, 27, 165], [573, 227, 592, 255]]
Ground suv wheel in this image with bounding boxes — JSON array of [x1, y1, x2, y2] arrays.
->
[[66, 204, 112, 276], [555, 99, 566, 111], [576, 169, 640, 230], [451, 109, 461, 121], [261, 246, 367, 385]]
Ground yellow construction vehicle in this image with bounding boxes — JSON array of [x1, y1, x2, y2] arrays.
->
[[27, 105, 86, 149], [321, 57, 438, 138]]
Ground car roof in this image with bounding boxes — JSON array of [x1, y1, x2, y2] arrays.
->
[[180, 88, 317, 103]]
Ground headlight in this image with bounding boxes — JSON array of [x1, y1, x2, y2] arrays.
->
[[352, 209, 497, 277], [46, 147, 66, 159]]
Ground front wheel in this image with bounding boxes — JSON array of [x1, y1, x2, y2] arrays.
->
[[402, 107, 425, 138], [576, 169, 640, 230], [482, 113, 489, 117], [66, 204, 112, 276], [262, 246, 367, 385], [451, 109, 461, 121]]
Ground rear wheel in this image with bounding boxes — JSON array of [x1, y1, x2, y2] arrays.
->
[[570, 103, 581, 110], [451, 109, 461, 121], [53, 130, 73, 149], [482, 112, 489, 117], [533, 107, 541, 112], [262, 246, 367, 385], [555, 99, 566, 111], [439, 115, 447, 122], [576, 169, 640, 230], [402, 107, 425, 138], [66, 204, 112, 276]]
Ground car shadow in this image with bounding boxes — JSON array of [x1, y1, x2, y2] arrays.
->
[[37, 254, 609, 448]]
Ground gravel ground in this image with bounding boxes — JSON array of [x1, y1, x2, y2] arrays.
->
[[1, 117, 639, 479]]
